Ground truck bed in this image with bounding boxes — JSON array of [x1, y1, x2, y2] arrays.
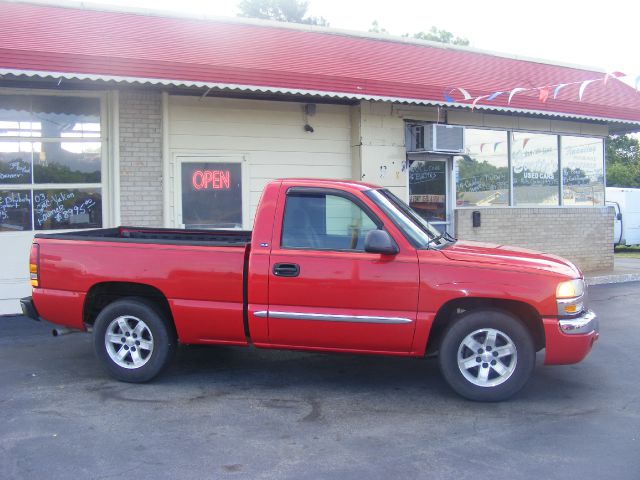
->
[[34, 226, 252, 247]]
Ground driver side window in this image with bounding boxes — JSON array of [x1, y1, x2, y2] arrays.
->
[[281, 193, 378, 251]]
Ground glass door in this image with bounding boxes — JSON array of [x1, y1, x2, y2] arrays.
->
[[408, 155, 452, 233]]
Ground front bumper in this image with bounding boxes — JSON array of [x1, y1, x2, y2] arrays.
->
[[543, 310, 599, 365], [558, 310, 599, 335]]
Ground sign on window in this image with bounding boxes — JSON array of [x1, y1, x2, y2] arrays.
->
[[181, 162, 242, 229]]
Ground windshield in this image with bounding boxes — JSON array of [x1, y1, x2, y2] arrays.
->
[[365, 189, 452, 249]]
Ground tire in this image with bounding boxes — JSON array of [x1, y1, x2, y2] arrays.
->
[[438, 309, 535, 402], [93, 298, 176, 383]]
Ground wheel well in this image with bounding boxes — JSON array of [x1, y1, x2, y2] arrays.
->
[[426, 297, 545, 355], [83, 282, 174, 332]]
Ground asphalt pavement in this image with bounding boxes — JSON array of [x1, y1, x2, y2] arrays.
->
[[1, 282, 639, 479]]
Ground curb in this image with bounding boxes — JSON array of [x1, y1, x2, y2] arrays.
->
[[586, 273, 640, 286]]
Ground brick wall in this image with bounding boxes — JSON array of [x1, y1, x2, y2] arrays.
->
[[119, 90, 163, 226], [454, 207, 614, 272]]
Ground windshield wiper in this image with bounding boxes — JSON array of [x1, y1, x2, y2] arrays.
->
[[427, 231, 457, 249]]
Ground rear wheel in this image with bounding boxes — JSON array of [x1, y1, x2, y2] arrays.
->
[[93, 298, 176, 382], [438, 309, 535, 401]]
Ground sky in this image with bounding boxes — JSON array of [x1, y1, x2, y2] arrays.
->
[[40, 0, 640, 88]]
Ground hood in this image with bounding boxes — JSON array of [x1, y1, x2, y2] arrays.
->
[[438, 241, 582, 278]]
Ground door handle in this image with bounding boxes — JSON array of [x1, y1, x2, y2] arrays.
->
[[273, 263, 300, 277]]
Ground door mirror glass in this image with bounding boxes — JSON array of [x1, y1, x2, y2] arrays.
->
[[364, 230, 398, 255], [617, 213, 622, 220]]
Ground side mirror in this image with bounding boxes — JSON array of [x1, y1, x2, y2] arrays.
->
[[617, 213, 622, 220], [364, 230, 399, 255]]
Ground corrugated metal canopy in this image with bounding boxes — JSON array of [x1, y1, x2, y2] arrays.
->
[[1, 1, 639, 128]]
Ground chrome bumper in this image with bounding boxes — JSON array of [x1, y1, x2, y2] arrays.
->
[[558, 310, 598, 335]]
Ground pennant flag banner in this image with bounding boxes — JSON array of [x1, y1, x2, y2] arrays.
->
[[508, 87, 527, 104], [578, 79, 597, 101], [493, 142, 501, 152], [538, 86, 550, 103], [471, 95, 489, 110], [441, 70, 639, 109], [553, 83, 569, 99]]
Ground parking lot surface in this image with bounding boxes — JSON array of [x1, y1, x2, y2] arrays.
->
[[1, 282, 639, 479]]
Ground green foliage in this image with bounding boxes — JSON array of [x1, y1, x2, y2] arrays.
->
[[33, 163, 100, 184], [368, 20, 388, 34], [606, 135, 640, 187], [369, 21, 469, 46], [411, 26, 470, 46], [238, 0, 329, 26]]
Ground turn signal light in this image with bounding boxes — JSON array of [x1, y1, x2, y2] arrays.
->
[[29, 243, 39, 288]]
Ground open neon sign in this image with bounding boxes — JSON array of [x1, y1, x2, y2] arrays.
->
[[192, 170, 231, 190]]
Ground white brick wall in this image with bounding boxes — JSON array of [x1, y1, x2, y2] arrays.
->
[[455, 207, 614, 272], [119, 90, 163, 226]]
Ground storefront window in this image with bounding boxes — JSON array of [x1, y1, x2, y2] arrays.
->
[[455, 128, 509, 207], [0, 94, 103, 232], [512, 132, 559, 206], [561, 136, 604, 206]]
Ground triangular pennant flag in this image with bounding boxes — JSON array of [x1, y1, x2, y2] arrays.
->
[[471, 95, 489, 110], [522, 138, 530, 149], [455, 87, 472, 100], [508, 87, 527, 104], [604, 71, 625, 85], [538, 86, 550, 103], [445, 87, 472, 102], [579, 79, 596, 101], [480, 143, 486, 152], [444, 89, 454, 102], [493, 142, 501, 152], [487, 91, 504, 101], [553, 83, 568, 99]]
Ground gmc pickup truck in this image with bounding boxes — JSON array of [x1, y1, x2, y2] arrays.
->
[[21, 179, 599, 401]]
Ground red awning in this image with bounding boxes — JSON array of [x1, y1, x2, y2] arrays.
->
[[1, 2, 639, 125]]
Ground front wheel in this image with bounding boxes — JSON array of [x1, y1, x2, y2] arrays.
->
[[93, 298, 176, 382], [438, 309, 535, 401]]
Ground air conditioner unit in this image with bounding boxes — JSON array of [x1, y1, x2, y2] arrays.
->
[[409, 124, 465, 153]]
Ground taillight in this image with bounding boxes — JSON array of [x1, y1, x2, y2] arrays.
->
[[29, 243, 39, 288]]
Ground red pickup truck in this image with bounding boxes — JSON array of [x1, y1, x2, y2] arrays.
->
[[21, 178, 598, 401]]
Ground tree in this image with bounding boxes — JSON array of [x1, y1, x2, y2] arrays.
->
[[411, 26, 469, 46], [368, 20, 388, 34], [606, 135, 640, 187], [369, 21, 469, 46], [238, 0, 329, 26]]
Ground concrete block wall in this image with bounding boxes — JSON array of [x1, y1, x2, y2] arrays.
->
[[354, 101, 409, 199], [119, 90, 163, 226], [455, 207, 614, 272]]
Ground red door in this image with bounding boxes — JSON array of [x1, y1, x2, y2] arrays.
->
[[264, 186, 419, 353]]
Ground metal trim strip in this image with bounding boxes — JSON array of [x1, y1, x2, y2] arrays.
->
[[253, 310, 411, 324]]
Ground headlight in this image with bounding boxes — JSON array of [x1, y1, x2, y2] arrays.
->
[[556, 279, 586, 316], [556, 279, 585, 299]]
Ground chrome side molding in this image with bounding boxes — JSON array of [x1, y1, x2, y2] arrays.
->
[[253, 310, 411, 324]]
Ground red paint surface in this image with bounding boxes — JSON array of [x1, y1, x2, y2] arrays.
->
[[0, 3, 638, 122], [542, 318, 598, 365], [31, 178, 596, 365]]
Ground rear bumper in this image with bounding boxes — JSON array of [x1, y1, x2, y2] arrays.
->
[[543, 310, 599, 365], [20, 296, 41, 322]]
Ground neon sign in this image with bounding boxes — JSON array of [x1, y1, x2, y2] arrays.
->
[[192, 170, 231, 190]]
